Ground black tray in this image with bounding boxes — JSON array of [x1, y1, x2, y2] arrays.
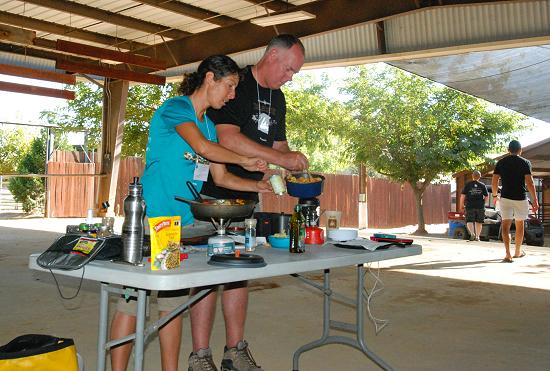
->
[[207, 253, 266, 268]]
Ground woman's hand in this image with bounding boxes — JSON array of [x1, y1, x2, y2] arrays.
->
[[242, 156, 268, 172], [257, 180, 273, 193]]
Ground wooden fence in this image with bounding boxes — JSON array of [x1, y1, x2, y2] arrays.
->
[[46, 151, 450, 227], [366, 178, 451, 228], [261, 173, 360, 227], [47, 151, 144, 217]]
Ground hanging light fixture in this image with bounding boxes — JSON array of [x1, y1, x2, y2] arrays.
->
[[250, 10, 316, 27]]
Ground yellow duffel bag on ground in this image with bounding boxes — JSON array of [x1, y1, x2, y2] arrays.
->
[[0, 334, 78, 371]]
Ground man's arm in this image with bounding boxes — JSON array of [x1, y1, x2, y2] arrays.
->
[[491, 174, 500, 198], [525, 174, 539, 212], [216, 124, 308, 170], [459, 194, 465, 212]]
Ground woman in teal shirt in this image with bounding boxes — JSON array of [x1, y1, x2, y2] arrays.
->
[[111, 55, 270, 371]]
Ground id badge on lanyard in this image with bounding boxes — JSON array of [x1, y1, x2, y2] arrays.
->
[[193, 159, 210, 182]]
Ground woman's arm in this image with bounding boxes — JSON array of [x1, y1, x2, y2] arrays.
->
[[210, 163, 272, 193], [175, 122, 266, 172]]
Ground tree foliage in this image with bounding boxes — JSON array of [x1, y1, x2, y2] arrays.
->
[[341, 65, 525, 233], [41, 82, 177, 157], [8, 131, 47, 212], [0, 127, 31, 173], [284, 74, 355, 173]]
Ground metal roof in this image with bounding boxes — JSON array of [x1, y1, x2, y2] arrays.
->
[[1, 0, 550, 127]]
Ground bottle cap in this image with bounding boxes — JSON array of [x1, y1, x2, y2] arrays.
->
[[245, 218, 257, 227]]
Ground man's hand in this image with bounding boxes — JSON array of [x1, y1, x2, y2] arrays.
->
[[241, 157, 268, 172], [531, 198, 540, 213], [282, 151, 309, 171]]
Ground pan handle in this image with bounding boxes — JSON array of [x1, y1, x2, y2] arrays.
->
[[174, 196, 194, 205], [186, 181, 204, 201]]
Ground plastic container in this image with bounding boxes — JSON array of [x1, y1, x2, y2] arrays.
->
[[268, 235, 290, 249], [325, 211, 341, 231], [448, 220, 466, 238], [269, 174, 287, 195], [244, 218, 257, 252]]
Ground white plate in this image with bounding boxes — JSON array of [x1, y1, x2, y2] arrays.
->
[[327, 228, 358, 241]]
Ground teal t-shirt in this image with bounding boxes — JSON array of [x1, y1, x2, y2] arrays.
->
[[141, 96, 217, 226]]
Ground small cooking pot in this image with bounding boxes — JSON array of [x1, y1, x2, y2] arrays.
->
[[286, 172, 325, 198], [305, 226, 324, 244]]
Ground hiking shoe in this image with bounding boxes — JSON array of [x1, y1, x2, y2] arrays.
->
[[189, 348, 218, 371], [220, 340, 264, 371]]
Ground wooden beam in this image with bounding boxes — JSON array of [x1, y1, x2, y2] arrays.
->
[[0, 24, 36, 45], [0, 63, 75, 84], [137, 0, 238, 27], [0, 10, 149, 51], [135, 0, 513, 68], [57, 59, 166, 85], [56, 40, 166, 70], [0, 81, 75, 99], [23, 0, 189, 40]]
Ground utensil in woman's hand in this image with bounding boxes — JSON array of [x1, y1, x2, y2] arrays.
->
[[186, 181, 204, 202]]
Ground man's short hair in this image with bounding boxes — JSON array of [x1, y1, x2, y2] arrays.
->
[[266, 34, 305, 55], [472, 170, 481, 178], [508, 140, 522, 153]]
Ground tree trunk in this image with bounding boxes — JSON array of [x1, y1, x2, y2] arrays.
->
[[411, 183, 427, 235]]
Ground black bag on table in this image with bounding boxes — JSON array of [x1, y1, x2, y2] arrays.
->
[[37, 233, 122, 270]]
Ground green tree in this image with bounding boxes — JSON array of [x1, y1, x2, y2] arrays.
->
[[284, 74, 355, 173], [41, 82, 177, 157], [342, 65, 525, 234], [8, 131, 47, 213], [0, 127, 31, 174]]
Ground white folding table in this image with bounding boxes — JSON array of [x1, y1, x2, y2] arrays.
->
[[29, 242, 421, 371]]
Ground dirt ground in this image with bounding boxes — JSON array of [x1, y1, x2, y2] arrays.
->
[[1, 216, 550, 371]]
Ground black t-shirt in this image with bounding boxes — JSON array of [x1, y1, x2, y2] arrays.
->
[[201, 66, 287, 201], [493, 154, 532, 200], [461, 180, 488, 209]]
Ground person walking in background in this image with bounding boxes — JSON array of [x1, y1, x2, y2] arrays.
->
[[460, 170, 488, 241], [492, 140, 539, 263]]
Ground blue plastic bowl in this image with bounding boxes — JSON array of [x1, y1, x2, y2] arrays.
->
[[268, 235, 290, 249], [285, 173, 325, 198]]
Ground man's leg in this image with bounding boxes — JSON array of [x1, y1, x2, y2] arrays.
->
[[513, 219, 525, 257], [221, 281, 248, 348], [501, 219, 513, 260], [190, 286, 218, 352], [158, 311, 183, 371], [466, 222, 475, 240], [110, 311, 136, 371], [474, 222, 483, 240]]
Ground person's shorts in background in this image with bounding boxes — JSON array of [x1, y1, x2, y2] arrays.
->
[[499, 198, 529, 220], [117, 288, 190, 315], [465, 208, 485, 223]]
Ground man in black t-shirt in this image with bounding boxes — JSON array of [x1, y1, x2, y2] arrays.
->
[[460, 170, 488, 241], [492, 140, 539, 262], [189, 35, 308, 371]]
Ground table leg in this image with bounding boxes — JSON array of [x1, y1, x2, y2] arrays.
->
[[291, 266, 393, 371], [97, 283, 109, 371], [133, 289, 147, 371]]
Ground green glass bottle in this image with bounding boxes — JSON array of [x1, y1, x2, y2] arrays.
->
[[289, 205, 305, 253]]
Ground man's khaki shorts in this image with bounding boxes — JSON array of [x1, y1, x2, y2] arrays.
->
[[499, 197, 529, 220], [116, 289, 190, 315]]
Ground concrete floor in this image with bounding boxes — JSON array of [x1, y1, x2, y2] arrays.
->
[[1, 217, 550, 371]]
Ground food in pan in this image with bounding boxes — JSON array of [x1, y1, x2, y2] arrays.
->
[[202, 199, 247, 206], [286, 175, 322, 184]]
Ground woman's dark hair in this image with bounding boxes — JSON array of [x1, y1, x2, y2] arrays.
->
[[178, 55, 241, 95]]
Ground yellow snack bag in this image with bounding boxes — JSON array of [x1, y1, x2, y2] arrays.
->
[[149, 216, 181, 271]]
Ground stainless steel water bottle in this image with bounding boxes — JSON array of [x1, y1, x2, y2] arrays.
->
[[122, 177, 146, 264]]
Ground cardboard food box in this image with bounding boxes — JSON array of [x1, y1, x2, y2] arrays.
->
[[149, 216, 181, 271]]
